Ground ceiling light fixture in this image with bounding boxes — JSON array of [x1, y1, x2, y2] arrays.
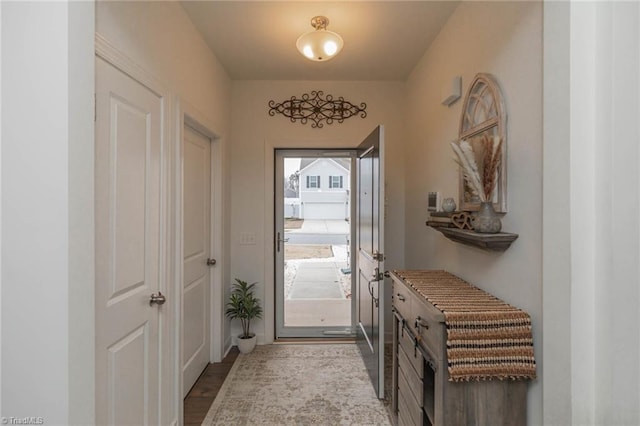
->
[[296, 16, 344, 62]]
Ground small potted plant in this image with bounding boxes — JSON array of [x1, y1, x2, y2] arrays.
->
[[225, 279, 263, 354]]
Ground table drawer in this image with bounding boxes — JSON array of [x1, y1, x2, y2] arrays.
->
[[393, 280, 412, 321], [398, 376, 424, 426], [398, 324, 423, 379], [397, 390, 415, 426], [410, 298, 445, 359], [398, 344, 424, 405]]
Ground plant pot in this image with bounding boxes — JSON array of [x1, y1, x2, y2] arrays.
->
[[237, 334, 257, 354], [473, 202, 502, 234]]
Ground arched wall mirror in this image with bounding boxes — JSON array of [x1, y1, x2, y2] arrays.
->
[[458, 73, 507, 212]]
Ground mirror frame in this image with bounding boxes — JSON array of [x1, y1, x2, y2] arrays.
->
[[458, 73, 507, 213]]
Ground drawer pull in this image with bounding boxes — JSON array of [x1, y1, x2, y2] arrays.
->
[[415, 316, 429, 331], [396, 293, 406, 302]]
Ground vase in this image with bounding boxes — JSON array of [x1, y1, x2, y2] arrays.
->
[[442, 197, 456, 213], [237, 334, 257, 354], [473, 202, 502, 234]]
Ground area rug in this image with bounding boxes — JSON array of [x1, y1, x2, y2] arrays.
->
[[202, 344, 391, 426]]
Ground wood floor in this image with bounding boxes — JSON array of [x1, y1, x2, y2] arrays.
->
[[184, 347, 240, 426]]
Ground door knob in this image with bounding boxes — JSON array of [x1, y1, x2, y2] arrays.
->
[[149, 292, 166, 306], [207, 258, 217, 266]]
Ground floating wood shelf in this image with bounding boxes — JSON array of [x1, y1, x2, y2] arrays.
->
[[429, 226, 518, 251]]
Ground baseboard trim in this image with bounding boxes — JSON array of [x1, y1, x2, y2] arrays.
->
[[223, 336, 233, 358]]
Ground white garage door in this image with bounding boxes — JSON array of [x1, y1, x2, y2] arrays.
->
[[303, 202, 346, 220]]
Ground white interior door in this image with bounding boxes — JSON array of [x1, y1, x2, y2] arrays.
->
[[182, 125, 212, 396], [95, 56, 164, 425], [355, 126, 385, 398]]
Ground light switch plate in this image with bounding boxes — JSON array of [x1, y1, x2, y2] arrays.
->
[[240, 232, 256, 245]]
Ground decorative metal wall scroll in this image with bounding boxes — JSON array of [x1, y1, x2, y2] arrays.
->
[[268, 90, 367, 128]]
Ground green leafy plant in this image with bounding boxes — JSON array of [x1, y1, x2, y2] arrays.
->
[[225, 279, 263, 339]]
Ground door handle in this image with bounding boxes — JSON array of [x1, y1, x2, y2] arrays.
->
[[276, 232, 289, 252], [368, 281, 379, 308], [206, 258, 217, 266], [149, 292, 166, 306]]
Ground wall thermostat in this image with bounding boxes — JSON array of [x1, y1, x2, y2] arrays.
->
[[427, 191, 440, 212]]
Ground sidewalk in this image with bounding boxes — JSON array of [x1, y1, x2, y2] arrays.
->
[[289, 262, 346, 299], [287, 219, 350, 234], [285, 257, 350, 328]]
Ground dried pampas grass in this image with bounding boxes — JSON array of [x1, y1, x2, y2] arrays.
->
[[451, 135, 503, 202]]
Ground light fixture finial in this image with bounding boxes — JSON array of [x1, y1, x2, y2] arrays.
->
[[310, 16, 329, 31]]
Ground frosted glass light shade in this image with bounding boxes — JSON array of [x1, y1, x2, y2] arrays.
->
[[296, 18, 344, 62]]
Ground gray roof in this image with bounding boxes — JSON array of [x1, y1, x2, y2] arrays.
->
[[299, 157, 350, 172]]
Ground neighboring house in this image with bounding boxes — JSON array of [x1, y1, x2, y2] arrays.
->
[[298, 158, 350, 220]]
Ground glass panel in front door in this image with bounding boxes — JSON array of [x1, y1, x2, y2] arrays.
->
[[275, 151, 355, 338]]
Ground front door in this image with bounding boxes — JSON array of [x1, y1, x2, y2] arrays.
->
[[95, 56, 164, 424], [355, 126, 385, 398], [182, 125, 212, 396]]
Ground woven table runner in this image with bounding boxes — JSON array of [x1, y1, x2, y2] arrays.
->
[[394, 270, 536, 382]]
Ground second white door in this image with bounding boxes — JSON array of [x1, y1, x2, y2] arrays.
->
[[182, 125, 212, 396]]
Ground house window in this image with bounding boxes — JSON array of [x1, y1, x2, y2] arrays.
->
[[329, 176, 343, 189], [306, 175, 320, 188]]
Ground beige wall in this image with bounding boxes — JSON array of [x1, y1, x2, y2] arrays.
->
[[229, 81, 406, 343], [403, 2, 543, 424], [96, 2, 231, 133]]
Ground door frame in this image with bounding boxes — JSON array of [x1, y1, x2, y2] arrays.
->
[[274, 149, 357, 339], [263, 137, 356, 343], [175, 99, 224, 420]]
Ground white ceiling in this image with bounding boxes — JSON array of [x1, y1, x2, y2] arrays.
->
[[180, 1, 460, 81]]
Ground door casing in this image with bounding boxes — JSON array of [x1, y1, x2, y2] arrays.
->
[[175, 102, 224, 423], [262, 138, 358, 344], [181, 124, 212, 396]]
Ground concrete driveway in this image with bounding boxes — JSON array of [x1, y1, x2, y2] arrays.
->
[[285, 219, 350, 251], [286, 219, 350, 234]]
